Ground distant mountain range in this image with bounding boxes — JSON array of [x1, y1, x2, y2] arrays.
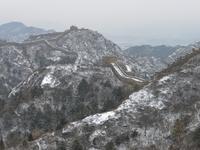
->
[[124, 41, 200, 64], [0, 22, 55, 42], [124, 45, 185, 60], [104, 34, 200, 50]]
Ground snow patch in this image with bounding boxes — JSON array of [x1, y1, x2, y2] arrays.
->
[[62, 111, 120, 134], [62, 122, 82, 133], [41, 74, 52, 85], [41, 64, 78, 88], [129, 89, 154, 104], [89, 129, 106, 142], [158, 75, 172, 85], [10, 126, 18, 132], [128, 88, 165, 109], [149, 100, 165, 110], [47, 57, 61, 62], [125, 64, 132, 72], [83, 111, 119, 125], [41, 74, 60, 88]]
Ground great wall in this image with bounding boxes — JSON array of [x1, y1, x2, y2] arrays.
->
[[0, 26, 145, 85], [102, 56, 145, 85]]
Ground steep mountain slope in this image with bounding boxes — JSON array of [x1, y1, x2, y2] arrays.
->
[[1, 25, 165, 80], [0, 22, 55, 42], [0, 40, 76, 96], [165, 40, 200, 64], [1, 63, 137, 148], [0, 26, 145, 148], [26, 26, 165, 79], [56, 29, 166, 78], [1, 26, 141, 98], [0, 26, 173, 149], [12, 48, 200, 150]]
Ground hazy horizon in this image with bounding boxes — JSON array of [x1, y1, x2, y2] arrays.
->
[[1, 0, 200, 46]]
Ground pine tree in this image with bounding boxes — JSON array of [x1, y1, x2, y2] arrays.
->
[[131, 130, 138, 139], [105, 141, 116, 150], [71, 139, 83, 150], [0, 138, 4, 150], [57, 141, 66, 150], [172, 119, 185, 142], [28, 133, 33, 141], [22, 140, 27, 147], [192, 126, 200, 148]]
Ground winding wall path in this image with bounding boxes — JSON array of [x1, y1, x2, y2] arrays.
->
[[111, 61, 145, 84]]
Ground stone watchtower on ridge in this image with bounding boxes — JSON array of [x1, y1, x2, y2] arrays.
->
[[102, 56, 117, 67]]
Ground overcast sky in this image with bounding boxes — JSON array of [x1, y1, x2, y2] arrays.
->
[[1, 0, 200, 40]]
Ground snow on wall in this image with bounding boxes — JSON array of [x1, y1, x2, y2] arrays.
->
[[111, 62, 143, 83], [125, 64, 132, 72], [111, 62, 125, 77], [158, 75, 172, 85]]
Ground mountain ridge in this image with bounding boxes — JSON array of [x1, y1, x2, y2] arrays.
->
[[1, 25, 197, 149], [6, 46, 200, 149], [124, 45, 185, 60], [165, 40, 200, 64], [0, 22, 55, 42]]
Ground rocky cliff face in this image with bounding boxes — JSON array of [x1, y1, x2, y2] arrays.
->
[[10, 49, 200, 150], [0, 22, 55, 42]]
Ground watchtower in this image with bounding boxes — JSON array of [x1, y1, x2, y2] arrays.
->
[[102, 56, 117, 67]]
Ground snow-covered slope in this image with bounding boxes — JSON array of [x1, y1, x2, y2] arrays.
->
[[0, 40, 76, 96], [7, 26, 165, 79], [48, 27, 166, 78], [10, 64, 124, 97], [165, 40, 200, 64], [2, 63, 135, 148], [2, 26, 200, 149], [15, 52, 200, 150]]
